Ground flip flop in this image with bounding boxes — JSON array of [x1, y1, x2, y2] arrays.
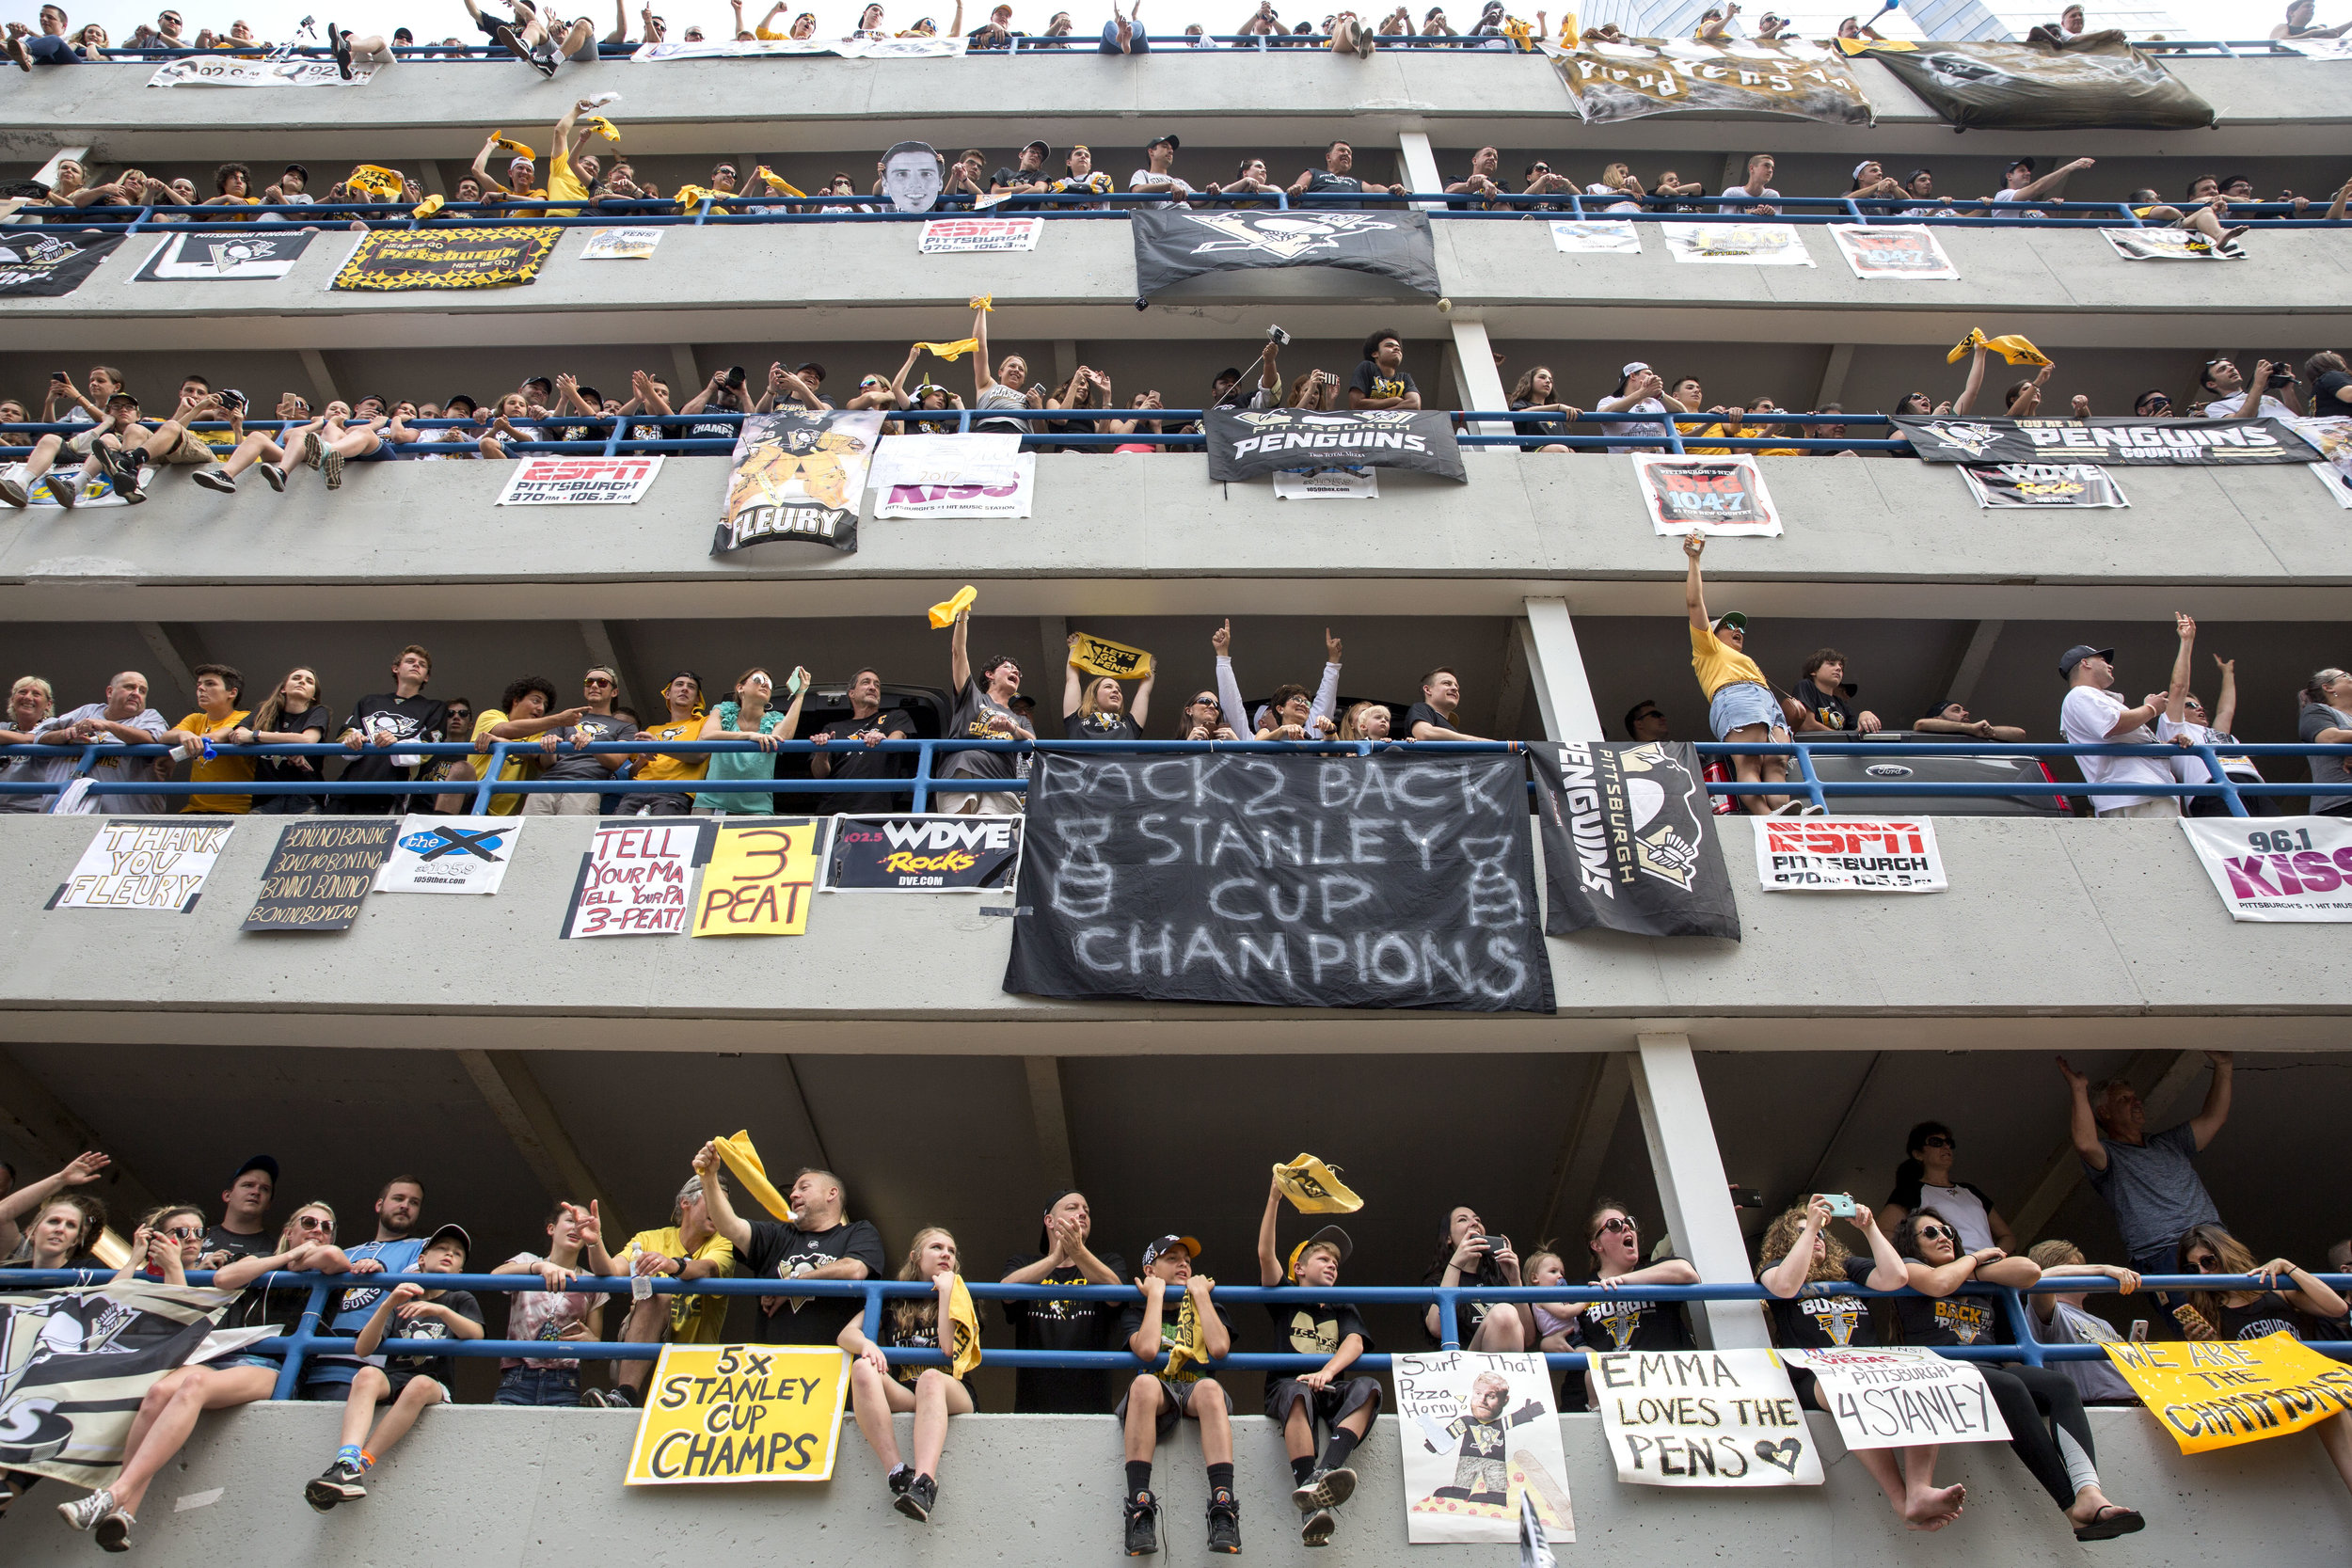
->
[[2074, 1506, 2144, 1542]]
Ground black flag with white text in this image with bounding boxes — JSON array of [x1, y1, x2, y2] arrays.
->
[[1530, 741, 1740, 940], [1207, 407, 1467, 483], [1132, 208, 1439, 299]]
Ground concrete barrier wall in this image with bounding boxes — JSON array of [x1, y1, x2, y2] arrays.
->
[[8, 1402, 2348, 1568], [3, 450, 2344, 625], [1, 812, 2345, 1053]]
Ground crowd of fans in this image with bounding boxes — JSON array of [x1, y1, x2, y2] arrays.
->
[[2, 1051, 2345, 1552]]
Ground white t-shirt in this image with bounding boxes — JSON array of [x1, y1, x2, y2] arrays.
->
[[1129, 170, 1196, 207], [1917, 1182, 1995, 1253], [1720, 183, 1780, 211], [1597, 392, 1668, 435], [1584, 182, 1641, 213], [2059, 685, 2173, 812], [2202, 390, 2295, 420], [2156, 714, 2261, 784]]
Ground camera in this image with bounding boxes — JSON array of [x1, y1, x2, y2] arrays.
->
[[723, 365, 747, 390], [1267, 325, 1292, 346], [218, 388, 247, 409], [2265, 361, 2294, 388]]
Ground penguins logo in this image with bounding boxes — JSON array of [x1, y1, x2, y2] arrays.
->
[[1921, 419, 2002, 459], [1618, 742, 1706, 892], [1180, 212, 1399, 260]]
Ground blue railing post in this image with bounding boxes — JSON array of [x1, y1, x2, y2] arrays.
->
[[1995, 1286, 2045, 1367], [1438, 1286, 1462, 1351], [469, 743, 509, 816], [911, 739, 934, 813], [862, 1280, 884, 1342], [1789, 743, 1830, 813], [269, 1276, 336, 1400], [2193, 744, 2249, 817]]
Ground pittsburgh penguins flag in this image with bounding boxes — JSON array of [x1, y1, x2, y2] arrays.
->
[[1895, 414, 2317, 467], [1530, 741, 1741, 941], [1851, 33, 2214, 131], [0, 228, 124, 296], [1206, 408, 1467, 483], [1131, 208, 1439, 300], [0, 1282, 264, 1488]]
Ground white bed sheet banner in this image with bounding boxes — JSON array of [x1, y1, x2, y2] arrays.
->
[[1756, 816, 1947, 892], [147, 55, 377, 86], [1549, 221, 1641, 254], [50, 818, 234, 911], [2294, 416, 2352, 508], [1394, 1352, 1574, 1544], [632, 34, 966, 59], [1592, 1348, 1825, 1486], [1780, 1347, 2012, 1449], [1663, 224, 1814, 265], [2180, 816, 2352, 922]]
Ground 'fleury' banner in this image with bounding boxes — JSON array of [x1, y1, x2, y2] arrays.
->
[[715, 409, 883, 554], [1005, 752, 1555, 1012], [1207, 408, 1466, 483], [49, 819, 233, 912], [2180, 816, 2352, 922], [1896, 415, 2317, 467], [1529, 741, 1741, 941], [2101, 1332, 2352, 1453], [1548, 38, 1872, 125], [1131, 208, 1438, 300]]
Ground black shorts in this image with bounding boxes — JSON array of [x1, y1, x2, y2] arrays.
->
[[1264, 1373, 1381, 1429], [1114, 1374, 1218, 1437]]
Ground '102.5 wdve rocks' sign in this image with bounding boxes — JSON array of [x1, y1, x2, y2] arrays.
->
[[1005, 753, 1554, 1011]]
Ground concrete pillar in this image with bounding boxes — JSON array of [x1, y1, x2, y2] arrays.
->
[[1630, 1031, 1769, 1349], [1396, 130, 1442, 209], [1445, 319, 1511, 441], [1520, 598, 1603, 742]]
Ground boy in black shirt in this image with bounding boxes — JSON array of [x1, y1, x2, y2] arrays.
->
[[1115, 1235, 1237, 1556], [304, 1224, 484, 1511], [1255, 1175, 1379, 1548], [337, 644, 449, 816], [199, 1154, 278, 1269], [1347, 327, 1422, 411], [1793, 649, 1881, 734]]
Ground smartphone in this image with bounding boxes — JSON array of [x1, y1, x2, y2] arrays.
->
[[1823, 1194, 1857, 1217], [52, 369, 71, 384], [2171, 1302, 2212, 1335], [2127, 1319, 2148, 1343], [785, 668, 806, 698], [1267, 325, 1292, 346]]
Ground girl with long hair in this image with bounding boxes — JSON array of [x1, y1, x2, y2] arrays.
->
[[692, 665, 809, 816], [1759, 1196, 1962, 1530], [1421, 1204, 1525, 1349], [239, 666, 335, 815], [1894, 1209, 2143, 1541], [2173, 1224, 2352, 1492], [1877, 1119, 2016, 1254], [1174, 686, 1238, 741], [1507, 366, 1581, 452], [1064, 637, 1154, 740], [839, 1227, 977, 1523]]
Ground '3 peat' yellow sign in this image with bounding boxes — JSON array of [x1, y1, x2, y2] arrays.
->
[[623, 1344, 850, 1484]]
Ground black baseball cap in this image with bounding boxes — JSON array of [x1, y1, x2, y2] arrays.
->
[[1036, 1188, 1079, 1250], [2006, 158, 2035, 176], [230, 1154, 279, 1186], [1147, 132, 1181, 151], [2058, 644, 2114, 679], [1140, 1234, 1200, 1268], [1023, 138, 1051, 158]]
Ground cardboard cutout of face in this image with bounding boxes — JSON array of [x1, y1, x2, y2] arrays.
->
[[882, 140, 945, 214]]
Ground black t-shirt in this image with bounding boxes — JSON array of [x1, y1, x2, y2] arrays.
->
[[2203, 1292, 2311, 1341], [999, 1250, 1130, 1413], [1892, 1288, 1999, 1347], [812, 708, 914, 815], [1263, 1298, 1370, 1400], [254, 704, 335, 788], [881, 1302, 983, 1404], [740, 1218, 888, 1346], [1795, 678, 1858, 733], [202, 1224, 277, 1268], [1422, 1256, 1514, 1346], [1509, 399, 1569, 440], [1303, 171, 1368, 195], [387, 1288, 485, 1385], [1351, 360, 1416, 404], [1404, 702, 1456, 738], [2314, 370, 2352, 415], [1573, 1274, 1696, 1354], [538, 710, 636, 781], [1115, 1292, 1236, 1385], [944, 677, 1023, 781], [1066, 711, 1141, 742], [339, 694, 447, 781], [1760, 1255, 1882, 1350]]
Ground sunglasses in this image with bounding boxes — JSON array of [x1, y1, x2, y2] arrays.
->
[[1597, 1216, 1637, 1235], [1915, 1223, 1954, 1243], [1921, 1134, 1954, 1149], [1193, 696, 1220, 708], [1532, 164, 1550, 174], [294, 1214, 334, 1230], [2190, 1253, 2223, 1272], [161, 1225, 203, 1240], [584, 676, 616, 688]]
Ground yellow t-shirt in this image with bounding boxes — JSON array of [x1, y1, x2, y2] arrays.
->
[[625, 1227, 739, 1342], [634, 715, 709, 784], [547, 151, 591, 216], [175, 707, 253, 814], [1690, 622, 1767, 700], [472, 709, 542, 816]]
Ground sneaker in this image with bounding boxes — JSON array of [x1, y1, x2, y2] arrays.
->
[[191, 468, 236, 494], [1291, 1467, 1357, 1513], [304, 1459, 367, 1513], [1122, 1491, 1160, 1557], [257, 462, 287, 491], [330, 22, 353, 77], [0, 474, 25, 508], [103, 446, 145, 501], [1300, 1507, 1336, 1548], [895, 1472, 937, 1523], [493, 21, 530, 57], [43, 472, 76, 508], [1355, 23, 1375, 54], [1206, 1488, 1241, 1555], [56, 1488, 114, 1533], [95, 1508, 135, 1552], [602, 1385, 639, 1408], [324, 448, 345, 491], [531, 43, 560, 76], [886, 1464, 914, 1497], [580, 1387, 609, 1408], [300, 429, 324, 469]]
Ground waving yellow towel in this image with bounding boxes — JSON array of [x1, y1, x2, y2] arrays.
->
[[967, 293, 993, 313], [929, 585, 977, 628], [1984, 333, 2051, 367], [710, 1130, 795, 1220], [585, 116, 622, 144], [492, 133, 537, 161], [1274, 1153, 1363, 1214], [1164, 1286, 1210, 1380], [916, 338, 979, 362], [755, 166, 806, 198], [946, 1275, 983, 1377]]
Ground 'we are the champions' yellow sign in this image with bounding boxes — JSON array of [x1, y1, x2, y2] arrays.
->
[[623, 1343, 850, 1484], [2102, 1332, 2352, 1453]]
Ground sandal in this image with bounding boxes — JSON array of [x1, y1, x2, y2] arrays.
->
[[2073, 1506, 2144, 1543]]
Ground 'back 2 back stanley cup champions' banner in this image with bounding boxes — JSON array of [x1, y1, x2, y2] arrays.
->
[[1549, 39, 1873, 125], [1851, 33, 2215, 130], [1130, 209, 1439, 301], [1896, 415, 2318, 467], [1005, 752, 1555, 1012], [1206, 408, 1467, 483], [713, 409, 884, 555], [1530, 741, 1741, 940]]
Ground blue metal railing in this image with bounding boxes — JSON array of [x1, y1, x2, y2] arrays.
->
[[0, 1267, 2340, 1402], [1, 736, 2345, 820]]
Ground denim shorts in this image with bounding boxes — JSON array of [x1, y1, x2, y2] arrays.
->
[[494, 1366, 580, 1407], [1708, 680, 1788, 741]]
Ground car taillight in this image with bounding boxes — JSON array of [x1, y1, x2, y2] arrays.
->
[[2032, 758, 2065, 812], [1702, 759, 1738, 816]]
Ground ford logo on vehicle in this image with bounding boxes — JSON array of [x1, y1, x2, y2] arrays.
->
[[1866, 764, 1914, 778]]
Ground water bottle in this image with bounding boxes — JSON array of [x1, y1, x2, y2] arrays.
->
[[628, 1242, 651, 1304]]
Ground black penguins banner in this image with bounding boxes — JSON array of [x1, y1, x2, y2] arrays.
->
[[1551, 38, 1873, 126], [1851, 34, 2214, 131], [1131, 208, 1438, 300], [713, 409, 884, 555], [1895, 414, 2317, 467], [0, 1282, 263, 1488], [1531, 741, 1740, 941], [1004, 752, 1555, 1012], [0, 229, 124, 296], [1206, 408, 1467, 483], [331, 227, 557, 291]]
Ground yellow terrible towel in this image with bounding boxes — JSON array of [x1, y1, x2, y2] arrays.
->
[[1984, 333, 2052, 367], [675, 184, 724, 212], [586, 116, 622, 143], [1164, 1286, 1210, 1380], [916, 338, 979, 362], [710, 1130, 795, 1220], [1274, 1154, 1363, 1214], [1947, 327, 1989, 364], [754, 166, 806, 198], [968, 293, 993, 312], [946, 1275, 983, 1377], [492, 133, 537, 160], [929, 585, 977, 628]]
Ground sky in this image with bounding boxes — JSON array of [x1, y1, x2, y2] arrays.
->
[[55, 0, 2304, 43]]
